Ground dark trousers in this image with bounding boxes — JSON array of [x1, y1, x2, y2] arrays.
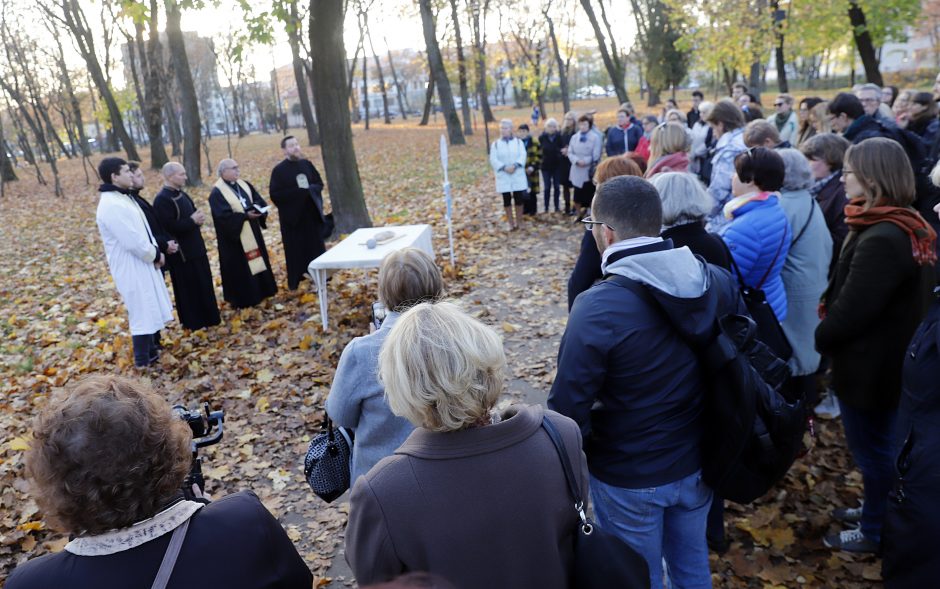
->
[[541, 168, 562, 212], [840, 402, 898, 543], [132, 333, 157, 367], [563, 185, 572, 213], [706, 496, 725, 545]]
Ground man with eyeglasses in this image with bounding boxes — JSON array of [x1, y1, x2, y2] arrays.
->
[[856, 83, 897, 123], [827, 92, 899, 145], [549, 176, 744, 589]]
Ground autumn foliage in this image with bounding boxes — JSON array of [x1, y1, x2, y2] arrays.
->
[[0, 102, 882, 586]]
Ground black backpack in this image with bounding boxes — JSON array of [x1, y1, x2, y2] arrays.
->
[[607, 272, 805, 503]]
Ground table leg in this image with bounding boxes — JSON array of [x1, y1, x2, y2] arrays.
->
[[316, 269, 329, 330]]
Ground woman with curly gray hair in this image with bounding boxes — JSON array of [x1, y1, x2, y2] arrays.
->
[[345, 302, 588, 588], [8, 375, 311, 589]]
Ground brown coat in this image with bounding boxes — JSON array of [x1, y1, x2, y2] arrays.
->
[[345, 404, 588, 589]]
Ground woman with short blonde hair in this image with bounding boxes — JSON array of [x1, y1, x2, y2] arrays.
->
[[646, 122, 691, 178], [328, 247, 444, 482], [346, 302, 588, 587]]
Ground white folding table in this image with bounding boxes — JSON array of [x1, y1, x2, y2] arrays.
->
[[307, 224, 434, 330]]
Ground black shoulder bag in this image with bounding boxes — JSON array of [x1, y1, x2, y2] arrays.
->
[[541, 417, 650, 589]]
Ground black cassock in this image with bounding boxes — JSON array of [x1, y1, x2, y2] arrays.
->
[[130, 190, 171, 255], [208, 180, 278, 309], [153, 186, 221, 330], [269, 158, 326, 290]]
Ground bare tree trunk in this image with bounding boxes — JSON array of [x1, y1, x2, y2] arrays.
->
[[544, 7, 570, 114], [361, 48, 370, 130], [448, 0, 473, 135], [420, 75, 434, 126], [49, 0, 139, 161], [385, 41, 409, 119], [578, 0, 628, 103], [419, 0, 465, 145], [309, 0, 372, 233], [0, 114, 16, 184], [469, 0, 494, 123], [142, 0, 169, 168], [848, 1, 883, 86], [365, 20, 391, 124], [163, 62, 182, 156], [288, 0, 320, 145], [49, 22, 90, 157], [165, 0, 202, 185]]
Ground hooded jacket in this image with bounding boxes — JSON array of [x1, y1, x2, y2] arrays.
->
[[549, 240, 743, 488]]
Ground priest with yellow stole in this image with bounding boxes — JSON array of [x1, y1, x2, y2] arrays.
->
[[208, 159, 278, 309]]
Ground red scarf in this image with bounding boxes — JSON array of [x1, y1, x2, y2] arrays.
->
[[844, 197, 937, 266]]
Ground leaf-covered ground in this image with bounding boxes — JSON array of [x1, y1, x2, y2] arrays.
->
[[1, 100, 880, 587]]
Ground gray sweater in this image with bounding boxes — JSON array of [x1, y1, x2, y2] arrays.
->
[[326, 312, 415, 482]]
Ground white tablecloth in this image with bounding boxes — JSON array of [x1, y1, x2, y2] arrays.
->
[[307, 224, 434, 329]]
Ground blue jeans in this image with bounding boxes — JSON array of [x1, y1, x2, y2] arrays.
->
[[591, 471, 713, 589], [541, 167, 562, 212], [839, 401, 898, 543]]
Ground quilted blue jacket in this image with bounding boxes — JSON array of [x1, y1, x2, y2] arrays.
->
[[719, 195, 792, 321]]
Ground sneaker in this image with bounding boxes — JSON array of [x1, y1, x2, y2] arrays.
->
[[823, 528, 879, 553], [832, 504, 863, 526], [814, 390, 841, 420]]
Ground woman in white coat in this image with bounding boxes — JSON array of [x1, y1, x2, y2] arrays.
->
[[489, 119, 529, 230], [95, 157, 174, 367]]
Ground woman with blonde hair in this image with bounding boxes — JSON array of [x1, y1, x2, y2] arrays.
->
[[646, 122, 692, 178], [327, 248, 444, 482], [816, 138, 936, 554], [810, 101, 831, 134], [345, 302, 588, 587]]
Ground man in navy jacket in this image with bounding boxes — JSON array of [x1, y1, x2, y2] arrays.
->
[[549, 176, 742, 589]]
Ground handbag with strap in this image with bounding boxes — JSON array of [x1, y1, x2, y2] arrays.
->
[[723, 233, 793, 361], [540, 417, 650, 589], [304, 414, 354, 503]]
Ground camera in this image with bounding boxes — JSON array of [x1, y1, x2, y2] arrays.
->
[[173, 403, 224, 500]]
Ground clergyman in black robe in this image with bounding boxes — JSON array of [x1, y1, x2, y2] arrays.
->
[[269, 135, 327, 290], [209, 158, 278, 309], [153, 162, 221, 330]]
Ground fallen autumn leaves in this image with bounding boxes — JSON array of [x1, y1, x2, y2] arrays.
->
[[0, 107, 881, 587]]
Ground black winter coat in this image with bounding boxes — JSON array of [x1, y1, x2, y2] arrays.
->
[[882, 295, 940, 588], [661, 222, 730, 269], [6, 491, 312, 589], [538, 131, 565, 171], [814, 173, 848, 278], [815, 221, 934, 410]]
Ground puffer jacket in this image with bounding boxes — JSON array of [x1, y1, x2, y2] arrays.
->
[[719, 195, 792, 321]]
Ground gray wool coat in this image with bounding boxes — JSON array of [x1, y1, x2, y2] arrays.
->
[[326, 312, 415, 482], [778, 188, 832, 376], [345, 405, 588, 589]]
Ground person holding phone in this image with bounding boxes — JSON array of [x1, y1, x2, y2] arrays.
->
[[326, 248, 444, 483]]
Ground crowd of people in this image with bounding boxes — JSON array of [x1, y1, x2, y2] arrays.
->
[[92, 135, 331, 368], [9, 80, 940, 589]]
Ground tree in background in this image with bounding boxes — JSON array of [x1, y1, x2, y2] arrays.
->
[[419, 0, 465, 145], [579, 0, 628, 103], [630, 0, 688, 106], [309, 0, 372, 232]]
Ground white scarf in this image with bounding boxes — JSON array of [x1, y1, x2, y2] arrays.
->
[[65, 500, 204, 556]]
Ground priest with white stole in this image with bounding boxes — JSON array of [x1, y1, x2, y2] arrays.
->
[[95, 157, 173, 368], [208, 158, 278, 309]]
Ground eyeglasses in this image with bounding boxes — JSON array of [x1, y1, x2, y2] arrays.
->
[[774, 102, 785, 107], [580, 216, 616, 231], [843, 168, 855, 176]]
